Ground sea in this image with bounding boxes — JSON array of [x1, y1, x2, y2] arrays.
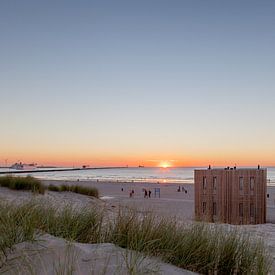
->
[[1, 167, 275, 185]]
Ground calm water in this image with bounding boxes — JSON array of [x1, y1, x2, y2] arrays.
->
[[1, 167, 275, 185]]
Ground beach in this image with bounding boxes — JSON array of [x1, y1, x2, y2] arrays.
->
[[45, 180, 275, 272], [1, 179, 275, 273], [1, 178, 275, 223], [40, 179, 275, 222]]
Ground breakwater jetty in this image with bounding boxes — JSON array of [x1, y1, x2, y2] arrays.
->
[[0, 167, 128, 175]]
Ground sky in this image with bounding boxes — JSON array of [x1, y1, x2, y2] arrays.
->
[[1, 0, 275, 167]]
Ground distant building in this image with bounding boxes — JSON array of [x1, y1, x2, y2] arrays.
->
[[194, 167, 266, 224]]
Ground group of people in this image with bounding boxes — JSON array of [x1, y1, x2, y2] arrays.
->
[[143, 188, 152, 198], [177, 186, 188, 193], [121, 187, 153, 198]]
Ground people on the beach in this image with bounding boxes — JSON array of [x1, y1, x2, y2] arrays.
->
[[129, 190, 133, 198], [182, 186, 188, 193], [176, 186, 188, 193], [144, 189, 148, 198], [129, 188, 153, 199], [129, 189, 135, 198]]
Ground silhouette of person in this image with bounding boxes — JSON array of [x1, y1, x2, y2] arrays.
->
[[144, 189, 148, 198]]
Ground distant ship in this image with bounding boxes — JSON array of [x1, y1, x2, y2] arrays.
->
[[10, 162, 37, 170], [10, 162, 24, 170], [138, 165, 145, 168]]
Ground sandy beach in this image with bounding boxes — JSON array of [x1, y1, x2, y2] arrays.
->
[[44, 179, 275, 272], [40, 180, 275, 222], [1, 180, 275, 273]]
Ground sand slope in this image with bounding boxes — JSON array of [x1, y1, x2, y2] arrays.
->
[[2, 234, 196, 275]]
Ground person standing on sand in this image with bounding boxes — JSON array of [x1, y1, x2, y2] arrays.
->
[[144, 189, 148, 198], [148, 190, 151, 198]]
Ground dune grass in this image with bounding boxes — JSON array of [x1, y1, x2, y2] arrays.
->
[[48, 184, 99, 198], [108, 210, 271, 274], [0, 200, 271, 274], [0, 201, 104, 268], [0, 176, 98, 198], [0, 175, 45, 194], [48, 184, 60, 191]]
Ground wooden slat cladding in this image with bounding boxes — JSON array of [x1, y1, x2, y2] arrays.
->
[[194, 168, 266, 224]]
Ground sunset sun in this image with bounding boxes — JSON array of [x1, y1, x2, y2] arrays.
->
[[159, 162, 171, 168]]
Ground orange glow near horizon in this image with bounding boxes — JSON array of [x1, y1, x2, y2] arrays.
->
[[2, 155, 275, 168], [159, 161, 172, 168], [2, 150, 275, 168]]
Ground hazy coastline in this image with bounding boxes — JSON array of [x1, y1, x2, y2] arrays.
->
[[1, 167, 275, 185]]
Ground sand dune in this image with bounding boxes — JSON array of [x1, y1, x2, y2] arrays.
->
[[2, 234, 195, 275], [1, 180, 275, 273]]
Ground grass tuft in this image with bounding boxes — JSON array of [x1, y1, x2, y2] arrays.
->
[[0, 200, 105, 267], [0, 176, 98, 198], [108, 210, 271, 274], [48, 184, 60, 191], [49, 184, 99, 198], [0, 176, 45, 194]]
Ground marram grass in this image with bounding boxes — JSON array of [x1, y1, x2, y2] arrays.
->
[[108, 209, 271, 274], [48, 184, 99, 198], [0, 176, 99, 198], [0, 175, 45, 194], [0, 201, 271, 274]]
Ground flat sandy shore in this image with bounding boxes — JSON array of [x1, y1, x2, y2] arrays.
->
[[42, 180, 275, 223]]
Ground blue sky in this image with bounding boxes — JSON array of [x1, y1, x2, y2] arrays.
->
[[1, 1, 275, 166]]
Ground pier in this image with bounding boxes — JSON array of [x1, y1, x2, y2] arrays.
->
[[0, 167, 128, 175]]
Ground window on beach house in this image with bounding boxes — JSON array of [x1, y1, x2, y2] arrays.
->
[[203, 177, 207, 190], [213, 177, 217, 193], [239, 203, 243, 217], [239, 177, 244, 192], [250, 177, 255, 190], [250, 203, 255, 217], [213, 202, 217, 216], [202, 202, 206, 214]]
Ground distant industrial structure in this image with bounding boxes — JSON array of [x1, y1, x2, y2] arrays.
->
[[194, 166, 266, 224]]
